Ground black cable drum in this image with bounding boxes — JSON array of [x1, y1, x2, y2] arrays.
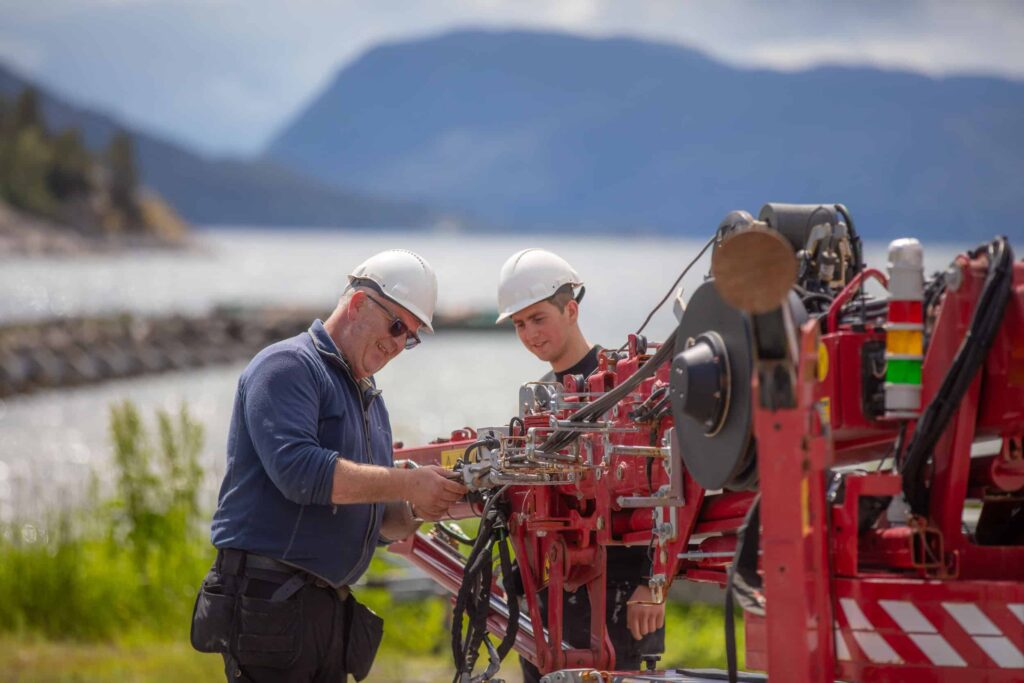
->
[[670, 280, 757, 491]]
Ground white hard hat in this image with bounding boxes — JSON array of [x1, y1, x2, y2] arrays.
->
[[496, 248, 583, 323], [348, 249, 438, 332]]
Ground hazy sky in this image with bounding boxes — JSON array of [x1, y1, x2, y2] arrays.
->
[[2, 1, 1022, 156]]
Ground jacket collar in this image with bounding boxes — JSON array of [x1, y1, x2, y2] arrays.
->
[[307, 320, 378, 396]]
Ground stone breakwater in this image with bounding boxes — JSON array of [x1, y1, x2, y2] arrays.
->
[[0, 306, 498, 398]]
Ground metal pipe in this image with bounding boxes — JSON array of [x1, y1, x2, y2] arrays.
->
[[609, 445, 667, 458]]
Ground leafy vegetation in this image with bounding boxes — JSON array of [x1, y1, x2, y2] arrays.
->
[[0, 402, 210, 641], [0, 87, 188, 243]]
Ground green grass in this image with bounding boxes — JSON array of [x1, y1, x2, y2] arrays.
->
[[663, 602, 745, 670], [0, 602, 738, 683], [0, 402, 211, 642], [0, 636, 224, 683], [0, 637, 474, 683]]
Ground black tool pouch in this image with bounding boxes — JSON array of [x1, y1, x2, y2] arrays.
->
[[190, 569, 237, 654], [233, 590, 303, 668], [344, 592, 384, 681]]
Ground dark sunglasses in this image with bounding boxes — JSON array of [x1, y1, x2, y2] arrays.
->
[[364, 294, 421, 350]]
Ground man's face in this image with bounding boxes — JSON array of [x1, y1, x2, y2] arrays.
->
[[348, 291, 422, 379], [511, 299, 575, 364]]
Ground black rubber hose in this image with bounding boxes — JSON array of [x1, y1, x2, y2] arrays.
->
[[901, 237, 1013, 516], [540, 337, 676, 453], [450, 490, 518, 683], [494, 530, 520, 660]]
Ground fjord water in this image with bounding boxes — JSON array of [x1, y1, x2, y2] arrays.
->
[[0, 228, 968, 520]]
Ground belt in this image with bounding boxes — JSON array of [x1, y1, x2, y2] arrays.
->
[[216, 548, 350, 602]]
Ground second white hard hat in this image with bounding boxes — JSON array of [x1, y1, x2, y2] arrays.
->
[[349, 249, 438, 332], [496, 248, 583, 323]]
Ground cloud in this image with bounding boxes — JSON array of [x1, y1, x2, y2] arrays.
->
[[0, 0, 1020, 155]]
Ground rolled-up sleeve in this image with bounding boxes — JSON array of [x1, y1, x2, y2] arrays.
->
[[242, 350, 338, 505]]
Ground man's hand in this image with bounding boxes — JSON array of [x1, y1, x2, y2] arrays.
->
[[405, 465, 467, 519], [626, 584, 666, 640]]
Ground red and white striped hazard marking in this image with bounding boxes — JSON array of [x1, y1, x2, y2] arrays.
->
[[835, 599, 1024, 669]]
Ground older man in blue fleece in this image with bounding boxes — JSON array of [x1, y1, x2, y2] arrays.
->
[[192, 249, 466, 683]]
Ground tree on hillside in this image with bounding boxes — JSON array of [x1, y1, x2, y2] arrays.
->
[[0, 88, 57, 216], [107, 130, 142, 229], [11, 87, 44, 135], [48, 129, 92, 199], [5, 126, 57, 217]]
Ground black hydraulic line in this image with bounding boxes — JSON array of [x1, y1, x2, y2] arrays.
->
[[628, 385, 670, 421], [901, 237, 1014, 516], [450, 487, 517, 683], [617, 235, 715, 353], [494, 529, 520, 660], [540, 338, 676, 453], [462, 435, 500, 465]]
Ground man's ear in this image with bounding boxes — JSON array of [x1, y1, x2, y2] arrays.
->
[[565, 299, 579, 324], [345, 290, 368, 320]]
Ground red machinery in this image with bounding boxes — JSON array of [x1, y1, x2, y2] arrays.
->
[[391, 204, 1024, 682]]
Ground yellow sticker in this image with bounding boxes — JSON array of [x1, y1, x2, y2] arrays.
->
[[817, 343, 829, 381], [439, 448, 464, 470], [818, 397, 831, 426]]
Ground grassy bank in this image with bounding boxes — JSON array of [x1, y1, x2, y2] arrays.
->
[[0, 600, 740, 683], [0, 401, 742, 681]]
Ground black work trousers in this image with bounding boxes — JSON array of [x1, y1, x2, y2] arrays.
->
[[198, 562, 349, 683], [519, 583, 666, 683]]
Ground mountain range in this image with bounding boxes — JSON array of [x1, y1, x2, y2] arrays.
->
[[267, 29, 1024, 240], [4, 29, 1023, 240]]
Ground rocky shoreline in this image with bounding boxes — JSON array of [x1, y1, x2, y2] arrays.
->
[[0, 306, 499, 398]]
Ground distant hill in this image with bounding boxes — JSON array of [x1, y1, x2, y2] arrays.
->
[[0, 63, 443, 229], [267, 29, 1024, 241]]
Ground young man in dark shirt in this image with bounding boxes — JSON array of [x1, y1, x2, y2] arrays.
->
[[496, 248, 666, 681]]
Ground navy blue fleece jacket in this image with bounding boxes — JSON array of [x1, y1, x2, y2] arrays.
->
[[210, 320, 392, 586]]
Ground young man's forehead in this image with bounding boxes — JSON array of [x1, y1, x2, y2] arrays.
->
[[511, 299, 560, 323]]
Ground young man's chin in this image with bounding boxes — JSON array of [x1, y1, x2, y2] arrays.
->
[[530, 347, 554, 363]]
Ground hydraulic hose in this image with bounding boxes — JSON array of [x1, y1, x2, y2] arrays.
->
[[450, 487, 518, 683], [539, 336, 676, 453], [900, 237, 1014, 516]]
